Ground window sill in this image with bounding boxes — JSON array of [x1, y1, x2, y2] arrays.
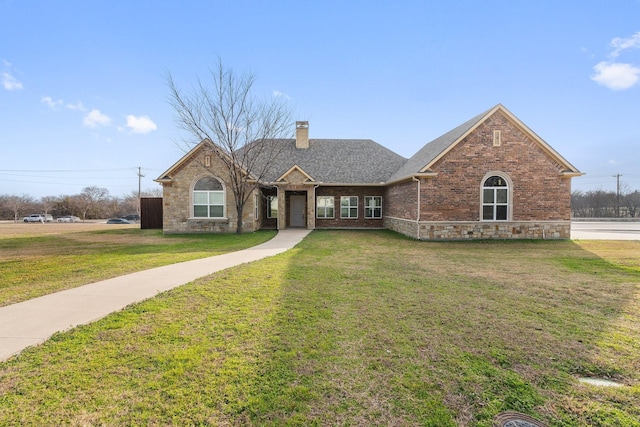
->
[[188, 217, 229, 222]]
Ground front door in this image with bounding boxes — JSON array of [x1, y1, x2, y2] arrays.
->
[[290, 195, 306, 228]]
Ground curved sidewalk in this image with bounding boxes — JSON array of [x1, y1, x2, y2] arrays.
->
[[0, 229, 311, 362]]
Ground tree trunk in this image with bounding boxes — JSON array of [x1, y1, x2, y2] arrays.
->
[[236, 204, 244, 234]]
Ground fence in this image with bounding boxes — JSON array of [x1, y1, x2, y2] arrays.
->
[[140, 197, 163, 229]]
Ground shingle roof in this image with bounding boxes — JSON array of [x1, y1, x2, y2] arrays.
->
[[387, 107, 492, 182], [254, 139, 407, 184], [158, 104, 582, 186]]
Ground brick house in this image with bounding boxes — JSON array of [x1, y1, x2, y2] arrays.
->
[[155, 104, 582, 239]]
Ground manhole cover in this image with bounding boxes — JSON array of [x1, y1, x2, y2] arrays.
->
[[494, 411, 547, 427]]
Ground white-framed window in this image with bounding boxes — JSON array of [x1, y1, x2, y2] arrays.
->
[[254, 193, 259, 219], [267, 195, 278, 219], [364, 196, 382, 219], [340, 196, 358, 219], [482, 175, 509, 221], [316, 196, 334, 218], [193, 176, 224, 218]]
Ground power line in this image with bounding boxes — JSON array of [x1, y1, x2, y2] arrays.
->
[[0, 168, 141, 173]]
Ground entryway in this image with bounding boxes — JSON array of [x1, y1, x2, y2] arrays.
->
[[289, 194, 306, 228]]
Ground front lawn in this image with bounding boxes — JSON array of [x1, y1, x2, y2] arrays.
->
[[1, 231, 639, 426], [0, 228, 276, 306]]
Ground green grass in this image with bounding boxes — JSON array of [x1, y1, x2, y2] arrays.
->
[[1, 230, 639, 426], [0, 229, 276, 306]]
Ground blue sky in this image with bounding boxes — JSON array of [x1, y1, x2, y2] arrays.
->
[[1, 0, 639, 198]]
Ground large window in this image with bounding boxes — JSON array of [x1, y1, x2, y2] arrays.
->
[[364, 196, 382, 219], [482, 175, 508, 221], [193, 177, 224, 218], [341, 196, 358, 219], [316, 196, 334, 218], [267, 196, 278, 219]]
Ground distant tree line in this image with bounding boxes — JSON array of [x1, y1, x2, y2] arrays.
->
[[572, 189, 640, 218], [0, 186, 162, 222], [2, 186, 638, 221]]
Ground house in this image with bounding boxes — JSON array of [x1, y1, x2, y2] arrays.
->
[[155, 104, 583, 239]]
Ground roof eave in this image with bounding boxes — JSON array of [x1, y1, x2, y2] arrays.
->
[[420, 105, 501, 172], [498, 107, 582, 174], [560, 171, 585, 178], [386, 172, 439, 186]]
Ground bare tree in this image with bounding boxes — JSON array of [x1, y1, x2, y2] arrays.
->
[[623, 190, 640, 218], [143, 188, 163, 198], [166, 60, 293, 233], [78, 186, 109, 221], [5, 194, 34, 222], [40, 196, 58, 218]]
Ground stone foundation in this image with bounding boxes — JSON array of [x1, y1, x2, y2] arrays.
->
[[163, 218, 233, 234], [385, 217, 571, 240]]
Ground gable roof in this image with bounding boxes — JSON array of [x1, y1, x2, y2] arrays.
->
[[387, 104, 582, 183], [277, 164, 315, 182], [252, 139, 407, 184], [156, 139, 211, 183], [157, 104, 582, 187], [387, 108, 491, 183], [156, 139, 253, 184]]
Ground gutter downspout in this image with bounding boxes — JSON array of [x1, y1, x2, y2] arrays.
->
[[413, 176, 421, 240], [312, 184, 320, 230]]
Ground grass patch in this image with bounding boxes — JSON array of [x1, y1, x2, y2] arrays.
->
[[0, 228, 276, 306], [0, 230, 639, 425]]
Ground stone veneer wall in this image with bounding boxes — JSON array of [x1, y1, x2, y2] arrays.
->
[[161, 148, 258, 234], [385, 217, 570, 240]]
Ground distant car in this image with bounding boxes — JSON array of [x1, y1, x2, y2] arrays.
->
[[106, 218, 131, 224], [23, 214, 53, 223], [57, 215, 80, 223], [122, 214, 140, 221]]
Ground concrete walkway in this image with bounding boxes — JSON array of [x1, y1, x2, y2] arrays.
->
[[0, 229, 311, 362], [571, 221, 640, 240]]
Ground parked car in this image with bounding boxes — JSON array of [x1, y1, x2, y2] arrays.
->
[[57, 215, 80, 223], [106, 218, 131, 224], [23, 214, 53, 223]]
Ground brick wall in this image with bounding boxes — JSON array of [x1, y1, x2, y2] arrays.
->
[[421, 110, 572, 222], [315, 186, 386, 229], [385, 180, 418, 220]]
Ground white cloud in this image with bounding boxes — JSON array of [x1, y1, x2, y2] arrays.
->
[[125, 114, 157, 134], [41, 96, 63, 109], [83, 109, 112, 128], [2, 71, 22, 90], [610, 31, 640, 58], [272, 89, 291, 100], [591, 31, 640, 90], [66, 101, 87, 112], [2, 60, 23, 90], [591, 61, 640, 90]]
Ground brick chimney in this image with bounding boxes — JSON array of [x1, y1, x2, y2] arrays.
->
[[295, 121, 309, 149]]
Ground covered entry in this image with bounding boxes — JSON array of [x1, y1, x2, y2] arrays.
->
[[288, 192, 306, 228]]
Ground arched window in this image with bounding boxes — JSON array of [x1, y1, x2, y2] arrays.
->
[[482, 175, 509, 221], [193, 177, 224, 218]]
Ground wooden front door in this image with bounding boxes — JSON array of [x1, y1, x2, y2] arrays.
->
[[290, 195, 306, 228]]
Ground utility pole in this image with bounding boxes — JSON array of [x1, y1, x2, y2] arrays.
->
[[613, 174, 622, 218], [137, 166, 145, 215]]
